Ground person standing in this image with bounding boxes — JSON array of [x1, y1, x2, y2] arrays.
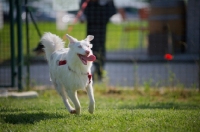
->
[[81, 0, 116, 81]]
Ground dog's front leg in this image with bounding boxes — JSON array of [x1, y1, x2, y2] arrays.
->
[[86, 84, 95, 114], [54, 81, 75, 113], [67, 90, 81, 114]]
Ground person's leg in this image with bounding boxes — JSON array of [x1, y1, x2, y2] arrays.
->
[[87, 22, 106, 80], [85, 2, 108, 81]]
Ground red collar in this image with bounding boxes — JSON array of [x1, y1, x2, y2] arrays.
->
[[58, 60, 92, 84], [68, 66, 92, 84]]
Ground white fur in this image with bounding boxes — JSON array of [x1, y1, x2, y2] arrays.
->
[[41, 32, 95, 114]]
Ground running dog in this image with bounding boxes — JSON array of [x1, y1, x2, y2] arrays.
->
[[41, 33, 96, 114]]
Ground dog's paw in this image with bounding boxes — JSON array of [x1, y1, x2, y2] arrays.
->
[[88, 107, 94, 114], [88, 104, 95, 114], [88, 110, 94, 114], [70, 110, 76, 114]]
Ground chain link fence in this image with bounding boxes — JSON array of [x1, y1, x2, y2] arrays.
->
[[0, 0, 199, 89]]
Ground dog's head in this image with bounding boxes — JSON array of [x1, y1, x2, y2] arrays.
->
[[66, 34, 96, 65]]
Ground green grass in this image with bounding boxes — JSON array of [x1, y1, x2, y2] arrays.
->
[[0, 21, 148, 63], [0, 85, 200, 132]]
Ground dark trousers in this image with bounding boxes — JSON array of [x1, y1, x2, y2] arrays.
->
[[87, 21, 106, 79], [84, 0, 116, 79]]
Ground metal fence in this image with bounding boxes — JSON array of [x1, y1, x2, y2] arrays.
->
[[0, 0, 199, 90]]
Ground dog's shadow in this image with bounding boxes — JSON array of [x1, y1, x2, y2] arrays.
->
[[1, 111, 64, 124]]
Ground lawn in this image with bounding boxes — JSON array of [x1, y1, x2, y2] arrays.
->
[[0, 85, 200, 132], [0, 21, 148, 63]]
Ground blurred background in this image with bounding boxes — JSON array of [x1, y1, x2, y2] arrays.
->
[[0, 0, 199, 90]]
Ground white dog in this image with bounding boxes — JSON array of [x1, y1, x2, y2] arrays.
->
[[41, 32, 96, 114]]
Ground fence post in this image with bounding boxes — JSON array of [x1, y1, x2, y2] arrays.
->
[[198, 9, 200, 92], [25, 0, 30, 89], [16, 0, 23, 90], [9, 0, 15, 87]]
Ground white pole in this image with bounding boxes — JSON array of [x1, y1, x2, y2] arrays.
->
[[0, 2, 3, 29]]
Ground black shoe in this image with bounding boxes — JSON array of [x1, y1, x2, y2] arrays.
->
[[33, 42, 44, 55]]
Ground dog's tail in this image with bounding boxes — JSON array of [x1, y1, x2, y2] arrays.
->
[[41, 32, 65, 61]]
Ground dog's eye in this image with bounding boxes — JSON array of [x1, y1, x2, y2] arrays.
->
[[86, 44, 91, 48], [78, 45, 82, 48]]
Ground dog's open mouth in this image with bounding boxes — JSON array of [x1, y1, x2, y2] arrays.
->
[[78, 54, 96, 65]]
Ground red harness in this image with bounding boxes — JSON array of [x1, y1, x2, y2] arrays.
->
[[58, 60, 92, 84], [58, 60, 67, 65], [87, 73, 92, 84]]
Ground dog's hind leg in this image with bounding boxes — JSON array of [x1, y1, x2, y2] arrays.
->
[[86, 84, 95, 114], [54, 81, 75, 113], [66, 90, 81, 114]]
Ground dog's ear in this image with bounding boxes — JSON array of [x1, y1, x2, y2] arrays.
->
[[66, 34, 78, 43], [85, 35, 94, 42]]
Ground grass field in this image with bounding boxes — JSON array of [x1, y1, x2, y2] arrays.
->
[[0, 21, 148, 63], [0, 85, 200, 132]]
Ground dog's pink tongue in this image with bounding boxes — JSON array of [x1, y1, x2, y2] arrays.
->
[[83, 55, 96, 61]]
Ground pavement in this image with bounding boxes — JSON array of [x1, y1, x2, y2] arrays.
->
[[24, 62, 197, 88], [0, 50, 199, 88]]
